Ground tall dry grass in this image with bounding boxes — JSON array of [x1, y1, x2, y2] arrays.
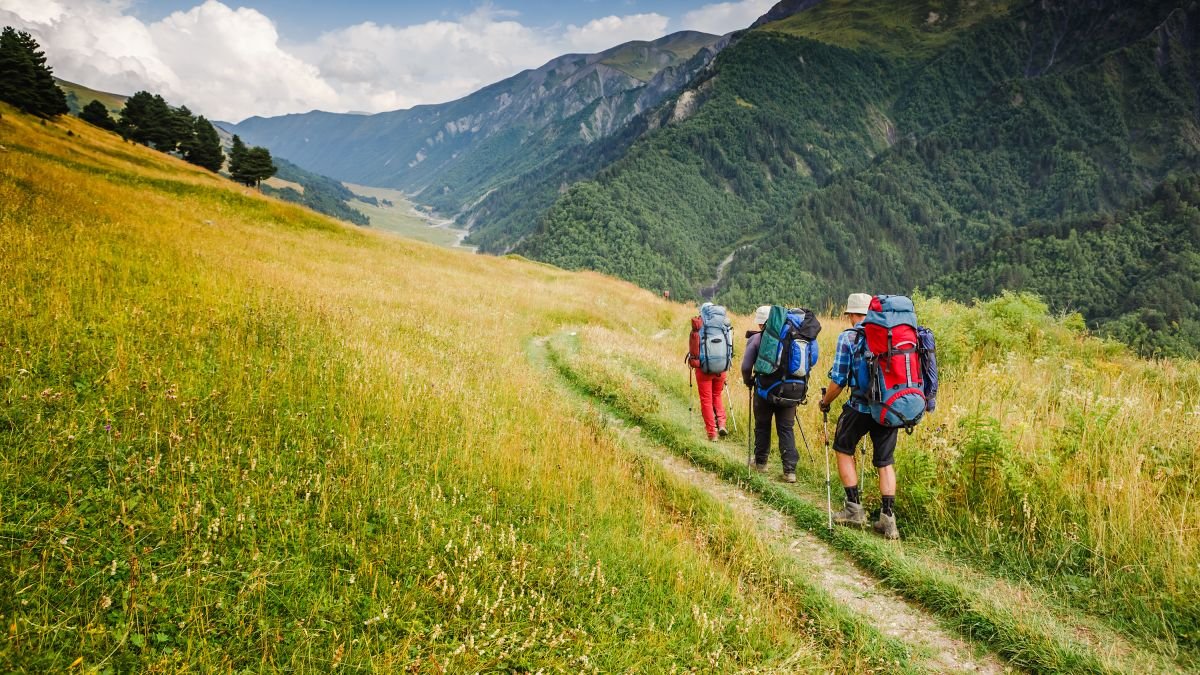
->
[[0, 106, 847, 671], [590, 290, 1200, 660]]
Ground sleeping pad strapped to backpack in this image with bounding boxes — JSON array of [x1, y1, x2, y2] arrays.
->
[[687, 303, 733, 375], [853, 295, 938, 429], [752, 306, 821, 405]]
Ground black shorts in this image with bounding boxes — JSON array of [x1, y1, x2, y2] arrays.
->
[[833, 406, 898, 468]]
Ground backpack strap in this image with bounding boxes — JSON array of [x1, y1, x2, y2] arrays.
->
[[844, 327, 870, 402]]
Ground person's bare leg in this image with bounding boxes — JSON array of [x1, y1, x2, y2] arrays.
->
[[837, 451, 857, 488], [878, 464, 895, 496]]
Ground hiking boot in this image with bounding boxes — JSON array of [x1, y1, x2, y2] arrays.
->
[[873, 512, 900, 540], [832, 501, 867, 528], [754, 462, 768, 474], [782, 472, 797, 483], [718, 426, 728, 438]]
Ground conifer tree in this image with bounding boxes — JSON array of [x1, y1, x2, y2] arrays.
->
[[185, 116, 225, 172], [228, 134, 248, 175], [232, 145, 276, 187], [168, 105, 195, 151], [119, 91, 175, 149], [0, 26, 68, 117], [78, 99, 116, 130]]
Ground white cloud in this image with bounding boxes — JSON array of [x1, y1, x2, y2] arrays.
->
[[675, 0, 776, 35], [299, 7, 562, 115], [0, 1, 772, 122], [0, 0, 340, 120], [563, 13, 670, 53]]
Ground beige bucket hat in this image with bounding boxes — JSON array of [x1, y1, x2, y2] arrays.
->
[[844, 293, 872, 315]]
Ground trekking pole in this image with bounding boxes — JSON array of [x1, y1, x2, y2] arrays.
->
[[795, 411, 814, 476], [858, 444, 865, 503], [688, 364, 694, 415], [822, 388, 832, 532], [746, 387, 754, 475], [724, 381, 736, 433]]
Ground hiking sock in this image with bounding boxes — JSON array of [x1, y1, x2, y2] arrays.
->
[[844, 485, 861, 505], [881, 495, 895, 516]]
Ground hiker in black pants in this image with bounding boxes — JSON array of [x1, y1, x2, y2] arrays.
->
[[741, 305, 798, 483]]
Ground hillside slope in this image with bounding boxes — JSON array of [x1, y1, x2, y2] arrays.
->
[[55, 77, 127, 114], [0, 102, 883, 672], [932, 172, 1200, 357], [516, 0, 1200, 354]]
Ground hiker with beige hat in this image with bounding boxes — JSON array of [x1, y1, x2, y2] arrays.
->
[[818, 292, 901, 539]]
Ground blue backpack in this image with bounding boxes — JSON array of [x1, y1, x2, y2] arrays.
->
[[687, 303, 732, 375], [752, 306, 821, 405]]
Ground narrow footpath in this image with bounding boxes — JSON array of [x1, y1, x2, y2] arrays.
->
[[530, 335, 1005, 673], [533, 329, 1187, 674]]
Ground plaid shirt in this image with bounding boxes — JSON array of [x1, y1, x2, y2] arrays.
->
[[828, 323, 872, 414]]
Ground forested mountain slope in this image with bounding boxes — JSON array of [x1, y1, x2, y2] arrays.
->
[[227, 32, 726, 219], [517, 0, 1200, 355], [932, 172, 1200, 357]]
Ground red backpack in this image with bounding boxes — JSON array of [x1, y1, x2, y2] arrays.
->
[[856, 295, 928, 429]]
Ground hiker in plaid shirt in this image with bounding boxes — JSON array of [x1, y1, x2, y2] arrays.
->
[[818, 293, 901, 540]]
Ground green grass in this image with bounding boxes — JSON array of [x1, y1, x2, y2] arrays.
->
[[0, 103, 881, 671], [527, 338, 920, 673], [542, 329, 1180, 667], [599, 34, 720, 81], [55, 77, 127, 115], [758, 0, 1013, 58]]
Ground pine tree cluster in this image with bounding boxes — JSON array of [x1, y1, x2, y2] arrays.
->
[[114, 91, 226, 172], [228, 134, 277, 187], [0, 26, 68, 118]]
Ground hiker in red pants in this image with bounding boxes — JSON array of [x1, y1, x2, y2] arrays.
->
[[688, 302, 733, 441], [696, 369, 728, 440]]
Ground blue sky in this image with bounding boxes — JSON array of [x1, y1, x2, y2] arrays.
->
[[129, 1, 719, 41], [0, 0, 776, 120]]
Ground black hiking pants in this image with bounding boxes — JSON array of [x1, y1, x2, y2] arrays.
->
[[753, 396, 798, 473]]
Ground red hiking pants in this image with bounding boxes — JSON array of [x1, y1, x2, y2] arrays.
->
[[695, 370, 728, 438]]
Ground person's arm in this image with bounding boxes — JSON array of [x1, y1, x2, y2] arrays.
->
[[819, 331, 851, 412], [741, 333, 759, 387], [818, 382, 843, 412]]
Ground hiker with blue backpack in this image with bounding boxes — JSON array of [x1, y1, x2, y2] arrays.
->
[[687, 302, 733, 441], [817, 293, 938, 540], [742, 304, 821, 483]]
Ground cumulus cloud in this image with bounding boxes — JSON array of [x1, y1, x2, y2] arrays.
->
[[0, 0, 339, 120], [298, 7, 563, 115], [563, 13, 671, 53], [675, 0, 777, 35], [0, 0, 770, 122]]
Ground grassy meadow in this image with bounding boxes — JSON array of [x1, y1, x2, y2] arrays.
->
[[0, 104, 896, 672], [343, 183, 470, 249], [2, 100, 1199, 672]]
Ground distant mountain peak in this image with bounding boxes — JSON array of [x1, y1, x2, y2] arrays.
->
[[750, 0, 824, 29]]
